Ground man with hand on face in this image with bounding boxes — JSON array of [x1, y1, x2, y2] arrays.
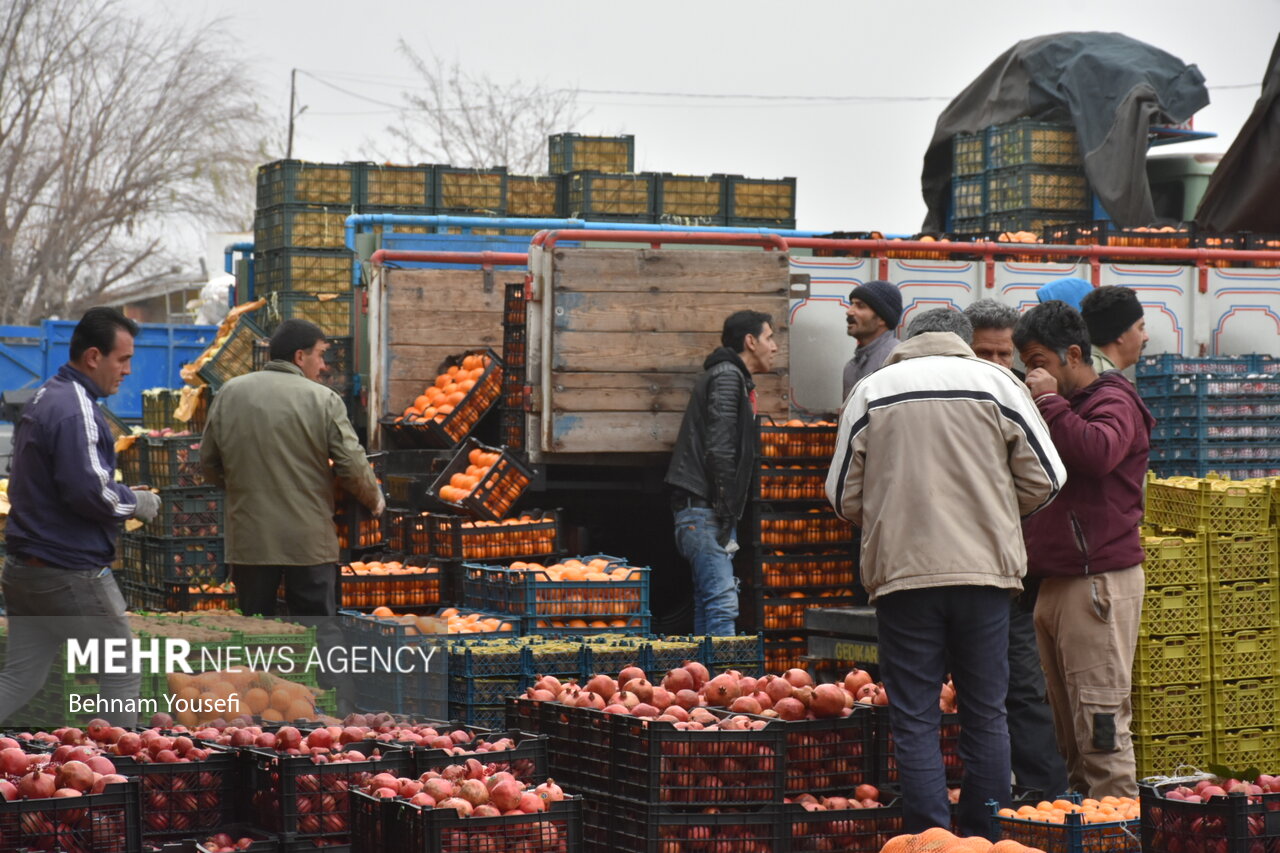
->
[[667, 310, 779, 636], [841, 280, 902, 400], [962, 298, 1069, 801], [1079, 286, 1148, 374], [1014, 300, 1154, 798]]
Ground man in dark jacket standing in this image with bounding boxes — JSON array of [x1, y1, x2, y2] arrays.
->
[[1015, 301, 1155, 798], [0, 307, 160, 726], [666, 310, 778, 636]]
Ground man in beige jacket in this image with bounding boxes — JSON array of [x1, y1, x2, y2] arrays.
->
[[826, 308, 1065, 839], [201, 319, 383, 711]]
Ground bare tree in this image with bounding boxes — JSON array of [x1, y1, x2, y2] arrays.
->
[[381, 42, 586, 173], [0, 0, 270, 324]]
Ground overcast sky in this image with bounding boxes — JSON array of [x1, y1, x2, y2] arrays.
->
[[131, 0, 1276, 234]]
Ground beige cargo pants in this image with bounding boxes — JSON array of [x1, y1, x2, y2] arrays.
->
[[1033, 565, 1144, 798]]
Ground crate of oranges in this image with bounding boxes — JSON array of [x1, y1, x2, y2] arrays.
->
[[430, 438, 534, 522], [339, 557, 447, 609], [382, 349, 504, 448], [341, 606, 518, 643], [465, 555, 651, 625], [759, 415, 838, 461], [427, 508, 562, 560], [992, 795, 1140, 853]]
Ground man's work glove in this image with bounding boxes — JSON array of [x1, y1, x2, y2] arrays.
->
[[131, 489, 160, 523]]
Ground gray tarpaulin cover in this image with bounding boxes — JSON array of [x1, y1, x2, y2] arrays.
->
[[1195, 34, 1280, 233], [921, 32, 1208, 231]]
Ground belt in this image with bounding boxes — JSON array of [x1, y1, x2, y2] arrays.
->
[[671, 494, 712, 511], [10, 553, 53, 568]]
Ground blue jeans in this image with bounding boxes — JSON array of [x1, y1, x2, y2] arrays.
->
[[673, 506, 739, 636], [0, 557, 142, 727], [877, 585, 1012, 839]]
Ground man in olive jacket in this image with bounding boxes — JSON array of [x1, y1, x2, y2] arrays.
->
[[201, 320, 384, 707], [666, 310, 778, 635]]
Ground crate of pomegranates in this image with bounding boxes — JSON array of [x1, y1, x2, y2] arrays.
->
[[350, 769, 581, 853], [1142, 775, 1280, 853], [243, 728, 410, 839], [408, 729, 548, 784], [0, 756, 141, 853]]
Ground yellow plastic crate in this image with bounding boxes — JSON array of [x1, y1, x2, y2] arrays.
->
[[1209, 579, 1280, 633], [1143, 532, 1206, 587], [1209, 629, 1279, 682], [1131, 682, 1210, 738], [1212, 726, 1279, 770], [1141, 584, 1208, 636], [1207, 530, 1279, 584], [1134, 732, 1211, 779], [1134, 633, 1210, 687], [1146, 473, 1271, 534], [1212, 679, 1278, 730]]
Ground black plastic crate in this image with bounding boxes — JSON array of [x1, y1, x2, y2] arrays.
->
[[143, 487, 223, 538], [504, 282, 526, 327], [257, 160, 360, 208], [563, 171, 656, 220], [758, 415, 839, 461], [985, 165, 1089, 213], [549, 133, 635, 175], [757, 465, 828, 502], [164, 580, 237, 612], [758, 595, 857, 633], [507, 699, 614, 795], [115, 751, 238, 839], [339, 557, 447, 609], [1044, 220, 1193, 256], [428, 437, 533, 522], [432, 166, 507, 214], [195, 825, 277, 853], [255, 249, 355, 295], [654, 173, 729, 225], [500, 410, 526, 453], [335, 492, 383, 550], [750, 552, 857, 591], [261, 291, 354, 337], [503, 324, 526, 370], [1246, 232, 1280, 268], [383, 475, 439, 513], [1195, 231, 1249, 267], [0, 779, 143, 853], [245, 740, 410, 837], [785, 800, 905, 853], [121, 578, 166, 612], [360, 163, 433, 208], [584, 794, 786, 853], [726, 175, 797, 225], [986, 119, 1081, 170], [142, 387, 210, 433], [766, 705, 878, 795], [380, 351, 504, 450], [952, 130, 986, 176], [254, 205, 352, 253], [137, 535, 226, 584], [427, 508, 560, 560], [951, 174, 986, 219], [508, 174, 562, 217], [473, 554, 649, 620], [197, 315, 270, 391], [986, 208, 1090, 235], [874, 705, 963, 786], [371, 790, 582, 853], [752, 508, 855, 550], [408, 728, 547, 782]]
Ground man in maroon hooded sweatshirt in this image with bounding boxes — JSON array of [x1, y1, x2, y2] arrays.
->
[[1013, 300, 1155, 798]]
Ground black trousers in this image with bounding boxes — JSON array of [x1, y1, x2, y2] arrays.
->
[[231, 564, 352, 714], [1008, 582, 1068, 798]]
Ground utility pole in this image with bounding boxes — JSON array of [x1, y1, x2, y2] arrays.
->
[[286, 68, 297, 159]]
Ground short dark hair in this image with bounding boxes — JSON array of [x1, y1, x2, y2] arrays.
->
[[70, 307, 138, 361], [906, 308, 973, 344], [721, 310, 772, 352], [1079, 285, 1142, 344], [1013, 301, 1092, 362], [963, 299, 1019, 332], [269, 319, 326, 362]]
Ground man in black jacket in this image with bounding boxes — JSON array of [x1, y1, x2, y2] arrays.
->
[[666, 310, 778, 635]]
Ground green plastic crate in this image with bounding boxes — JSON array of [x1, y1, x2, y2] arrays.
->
[[1131, 683, 1210, 738], [1212, 679, 1278, 730], [1141, 585, 1208, 636], [1134, 633, 1210, 687], [1212, 726, 1278, 770], [1209, 629, 1279, 682], [1134, 732, 1210, 779], [1209, 579, 1280, 633], [1207, 531, 1279, 584], [1143, 533, 1207, 587]]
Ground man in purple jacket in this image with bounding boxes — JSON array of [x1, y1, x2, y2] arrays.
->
[[0, 307, 159, 726], [1013, 300, 1154, 798]]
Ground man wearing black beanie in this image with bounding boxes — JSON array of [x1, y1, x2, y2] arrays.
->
[[1079, 286, 1148, 374], [842, 280, 903, 399]]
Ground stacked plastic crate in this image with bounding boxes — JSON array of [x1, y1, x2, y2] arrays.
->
[[1139, 473, 1275, 774], [500, 282, 527, 451], [1138, 354, 1280, 478], [949, 117, 1091, 234], [748, 416, 856, 672]]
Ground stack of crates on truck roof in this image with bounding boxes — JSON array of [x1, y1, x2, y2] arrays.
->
[[500, 282, 527, 451], [949, 118, 1090, 234], [1138, 472, 1277, 775], [749, 416, 858, 673], [1138, 354, 1280, 479]]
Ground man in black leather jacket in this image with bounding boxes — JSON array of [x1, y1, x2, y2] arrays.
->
[[665, 310, 778, 635]]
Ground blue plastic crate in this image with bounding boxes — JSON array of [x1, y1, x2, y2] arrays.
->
[[447, 641, 532, 678], [1146, 396, 1280, 421], [1151, 459, 1280, 479], [1137, 354, 1255, 377], [465, 555, 651, 622], [1150, 439, 1280, 463], [1151, 418, 1280, 442], [447, 675, 528, 707], [1138, 374, 1280, 398], [447, 702, 509, 730]]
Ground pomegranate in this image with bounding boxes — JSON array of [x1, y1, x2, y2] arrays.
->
[[19, 770, 56, 799], [586, 674, 617, 700], [702, 674, 741, 706], [575, 692, 606, 711], [728, 696, 762, 715], [55, 761, 95, 793], [615, 691, 640, 710], [437, 797, 474, 816], [674, 689, 701, 710], [649, 687, 673, 711], [519, 791, 546, 813], [622, 678, 654, 704], [423, 777, 455, 801], [783, 668, 814, 689], [774, 697, 806, 721], [535, 779, 564, 803], [0, 747, 29, 776], [489, 778, 522, 811], [457, 779, 489, 806], [682, 660, 710, 689], [844, 669, 873, 693], [618, 666, 646, 684], [663, 667, 694, 693], [810, 684, 846, 718]]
